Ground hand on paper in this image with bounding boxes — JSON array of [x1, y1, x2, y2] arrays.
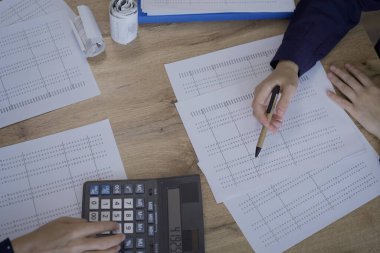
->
[[327, 63, 380, 139], [252, 60, 299, 132], [12, 217, 125, 253]]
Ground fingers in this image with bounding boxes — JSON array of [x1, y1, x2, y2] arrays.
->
[[345, 63, 373, 87], [275, 84, 297, 119], [326, 90, 355, 115], [268, 114, 282, 132], [57, 217, 87, 224], [77, 234, 125, 252], [253, 81, 276, 127], [327, 71, 357, 102], [329, 65, 362, 94], [71, 222, 119, 239], [85, 245, 121, 253]]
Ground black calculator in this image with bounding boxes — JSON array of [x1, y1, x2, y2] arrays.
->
[[82, 175, 205, 253]]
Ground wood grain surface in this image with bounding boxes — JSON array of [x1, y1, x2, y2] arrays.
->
[[1, 1, 379, 252]]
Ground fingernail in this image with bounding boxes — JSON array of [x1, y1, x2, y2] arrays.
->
[[345, 63, 352, 68], [330, 65, 336, 71], [327, 72, 333, 78]]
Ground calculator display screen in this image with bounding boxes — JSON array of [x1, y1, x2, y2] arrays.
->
[[168, 188, 183, 253]]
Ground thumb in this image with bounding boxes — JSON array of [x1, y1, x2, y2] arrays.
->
[[276, 84, 297, 119]]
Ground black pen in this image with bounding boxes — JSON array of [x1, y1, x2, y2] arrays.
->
[[255, 85, 281, 157]]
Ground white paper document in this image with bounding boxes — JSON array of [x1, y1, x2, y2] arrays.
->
[[0, 0, 75, 27], [142, 0, 295, 15], [224, 147, 380, 253], [166, 35, 282, 101], [176, 63, 366, 202], [0, 120, 127, 241], [0, 11, 100, 128]]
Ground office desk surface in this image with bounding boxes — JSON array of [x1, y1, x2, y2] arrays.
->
[[1, 1, 379, 252]]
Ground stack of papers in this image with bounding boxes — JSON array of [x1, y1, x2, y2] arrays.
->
[[141, 0, 295, 15], [0, 120, 127, 241], [138, 0, 295, 23], [0, 0, 103, 128], [165, 35, 380, 252]]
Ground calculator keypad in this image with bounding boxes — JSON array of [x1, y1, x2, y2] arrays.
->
[[84, 181, 157, 253]]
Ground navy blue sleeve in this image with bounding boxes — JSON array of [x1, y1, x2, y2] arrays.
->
[[0, 238, 14, 253], [271, 0, 380, 76]]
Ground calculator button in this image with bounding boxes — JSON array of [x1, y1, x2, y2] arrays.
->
[[147, 201, 154, 211], [148, 212, 154, 223], [124, 184, 133, 194], [136, 251, 145, 253], [148, 225, 154, 236], [100, 211, 111, 221], [89, 212, 98, 222], [124, 238, 134, 249], [136, 238, 145, 248], [113, 184, 122, 194], [136, 222, 144, 233], [124, 198, 134, 209], [135, 184, 145, 194], [113, 223, 122, 234], [125, 251, 133, 253], [136, 198, 144, 208], [101, 184, 111, 195], [112, 211, 122, 221], [124, 223, 134, 234], [124, 210, 134, 221], [136, 210, 144, 221], [101, 199, 111, 209], [90, 185, 99, 195], [112, 199, 122, 209], [89, 197, 99, 210]]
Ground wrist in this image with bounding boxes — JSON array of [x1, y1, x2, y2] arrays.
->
[[12, 236, 32, 253], [277, 60, 299, 74]]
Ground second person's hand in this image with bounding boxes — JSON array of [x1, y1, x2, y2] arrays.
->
[[252, 60, 299, 132]]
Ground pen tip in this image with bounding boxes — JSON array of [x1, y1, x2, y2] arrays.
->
[[255, 147, 261, 158]]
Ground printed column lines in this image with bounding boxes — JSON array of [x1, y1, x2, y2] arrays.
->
[[224, 102, 260, 178], [247, 193, 279, 242], [34, 0, 48, 15], [201, 109, 237, 187], [213, 68, 260, 177], [247, 59, 258, 78], [21, 28, 51, 97], [211, 65, 223, 89], [189, 71, 201, 96], [21, 152, 41, 227], [278, 130, 297, 165], [86, 136, 101, 180], [45, 23, 75, 90], [270, 184, 301, 230], [10, 6, 24, 22], [61, 142, 81, 213], [306, 171, 334, 210], [0, 77, 11, 107]]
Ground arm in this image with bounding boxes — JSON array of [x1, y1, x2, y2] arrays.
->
[[253, 0, 380, 131], [10, 217, 125, 253], [272, 0, 379, 76]]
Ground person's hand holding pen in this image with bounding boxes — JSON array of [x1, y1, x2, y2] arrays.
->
[[252, 60, 299, 132]]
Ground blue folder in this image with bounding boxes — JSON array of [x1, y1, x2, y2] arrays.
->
[[138, 0, 293, 24]]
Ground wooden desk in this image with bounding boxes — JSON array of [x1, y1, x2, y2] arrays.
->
[[1, 1, 379, 252]]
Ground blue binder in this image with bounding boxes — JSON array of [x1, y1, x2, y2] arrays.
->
[[138, 0, 293, 24]]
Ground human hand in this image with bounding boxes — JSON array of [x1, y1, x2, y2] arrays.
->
[[327, 63, 380, 139], [12, 217, 125, 253], [252, 60, 299, 132]]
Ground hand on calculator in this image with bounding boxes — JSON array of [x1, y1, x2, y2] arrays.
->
[[11, 217, 125, 253]]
